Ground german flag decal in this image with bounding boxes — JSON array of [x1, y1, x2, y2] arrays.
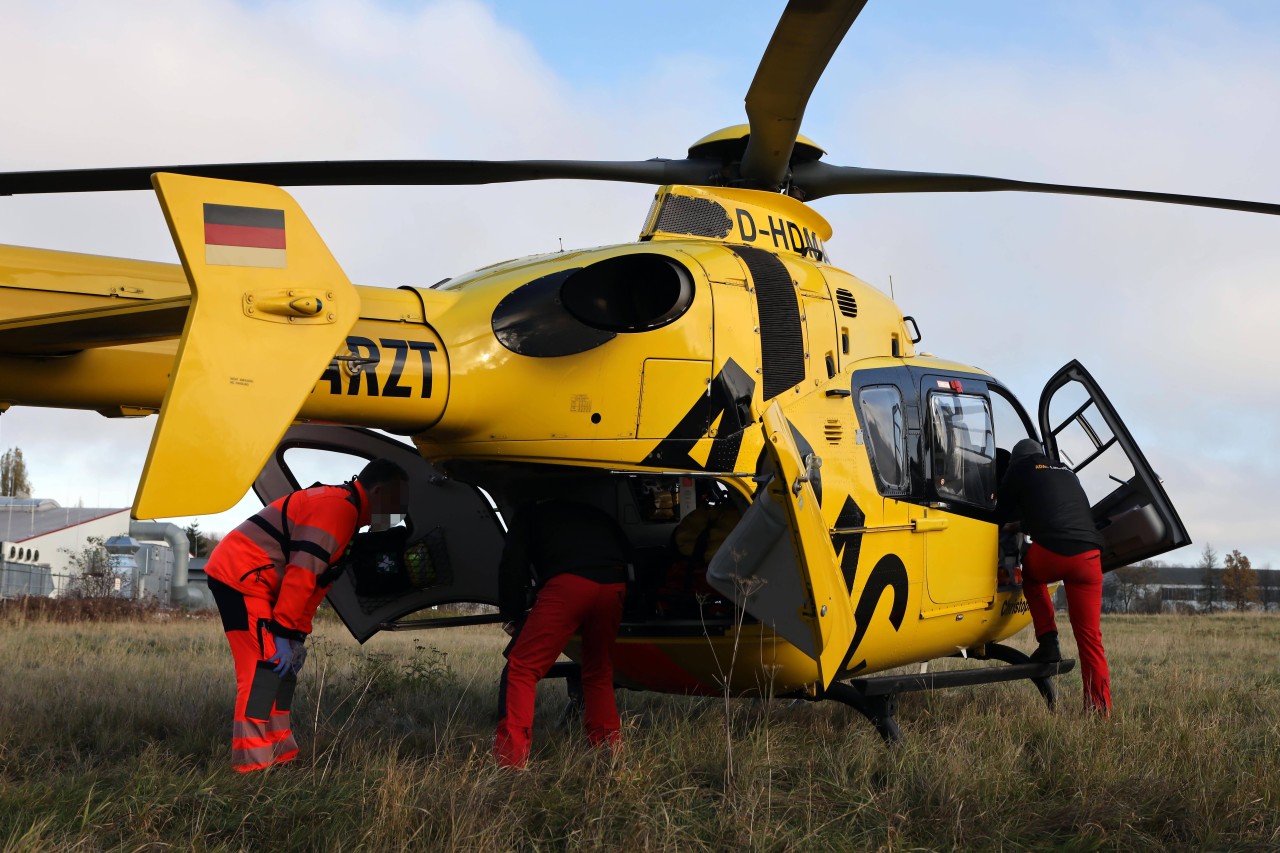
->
[[203, 203, 287, 268]]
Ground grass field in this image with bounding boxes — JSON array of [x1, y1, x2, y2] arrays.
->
[[0, 603, 1277, 852]]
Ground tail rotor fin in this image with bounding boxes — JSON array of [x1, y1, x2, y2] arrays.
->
[[135, 173, 359, 518]]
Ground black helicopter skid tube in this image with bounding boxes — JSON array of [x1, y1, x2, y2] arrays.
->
[[378, 613, 507, 631], [825, 649, 1076, 743]]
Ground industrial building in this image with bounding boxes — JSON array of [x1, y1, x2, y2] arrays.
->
[[0, 497, 131, 597], [0, 497, 204, 606]]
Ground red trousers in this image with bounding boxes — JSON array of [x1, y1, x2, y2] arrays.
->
[[1023, 543, 1111, 714], [494, 574, 627, 768], [209, 578, 300, 772]]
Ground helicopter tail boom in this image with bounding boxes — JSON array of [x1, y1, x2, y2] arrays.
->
[[0, 176, 365, 519]]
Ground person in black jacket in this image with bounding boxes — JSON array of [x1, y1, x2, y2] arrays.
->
[[997, 438, 1110, 714], [494, 499, 631, 768]]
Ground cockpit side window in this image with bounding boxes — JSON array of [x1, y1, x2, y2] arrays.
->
[[857, 385, 910, 495], [928, 392, 996, 508]]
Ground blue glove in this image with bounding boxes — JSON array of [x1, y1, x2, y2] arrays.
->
[[292, 643, 308, 675], [267, 634, 295, 676]]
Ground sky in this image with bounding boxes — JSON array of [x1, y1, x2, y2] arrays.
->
[[1, 0, 1277, 569]]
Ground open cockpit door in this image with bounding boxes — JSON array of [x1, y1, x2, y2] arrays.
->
[[1039, 361, 1190, 570], [706, 402, 855, 687], [254, 424, 505, 642]]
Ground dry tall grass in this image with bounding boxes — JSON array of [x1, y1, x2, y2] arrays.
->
[[0, 603, 1276, 851]]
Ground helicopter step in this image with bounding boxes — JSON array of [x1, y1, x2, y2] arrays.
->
[[825, 643, 1076, 743]]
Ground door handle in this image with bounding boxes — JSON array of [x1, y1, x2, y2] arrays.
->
[[912, 518, 948, 533], [793, 453, 822, 495]]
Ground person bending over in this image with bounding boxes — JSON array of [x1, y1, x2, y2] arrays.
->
[[205, 458, 409, 771], [494, 499, 630, 768], [997, 438, 1110, 715]]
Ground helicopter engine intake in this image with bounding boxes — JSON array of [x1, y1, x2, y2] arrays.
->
[[490, 252, 695, 357]]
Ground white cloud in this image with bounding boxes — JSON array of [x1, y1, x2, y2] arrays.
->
[[807, 5, 1280, 567], [1, 1, 1277, 568]]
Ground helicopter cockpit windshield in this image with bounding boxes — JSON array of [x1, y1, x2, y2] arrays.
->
[[928, 391, 997, 509]]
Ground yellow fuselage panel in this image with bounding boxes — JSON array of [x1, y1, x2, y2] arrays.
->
[[0, 343, 176, 411], [415, 243, 721, 446], [0, 272, 445, 434], [0, 244, 189, 325], [643, 185, 833, 262], [919, 510, 998, 609], [605, 626, 821, 696], [300, 316, 448, 434], [821, 268, 917, 363], [636, 359, 712, 438], [411, 239, 914, 463]]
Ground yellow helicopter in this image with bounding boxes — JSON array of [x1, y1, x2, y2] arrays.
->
[[7, 0, 1256, 740]]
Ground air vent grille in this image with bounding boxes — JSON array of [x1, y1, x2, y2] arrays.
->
[[653, 195, 732, 238], [823, 420, 843, 445], [835, 288, 858, 318], [733, 246, 805, 400]]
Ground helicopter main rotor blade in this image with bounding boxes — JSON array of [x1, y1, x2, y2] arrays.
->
[[740, 0, 871, 190], [0, 158, 723, 196], [792, 160, 1280, 215]]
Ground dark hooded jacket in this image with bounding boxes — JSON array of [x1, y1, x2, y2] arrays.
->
[[498, 499, 631, 620], [996, 440, 1104, 556]]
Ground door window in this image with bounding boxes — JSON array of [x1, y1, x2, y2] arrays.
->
[[282, 447, 366, 491], [282, 447, 409, 530], [1045, 389, 1137, 505], [929, 393, 996, 508], [857, 385, 910, 495]]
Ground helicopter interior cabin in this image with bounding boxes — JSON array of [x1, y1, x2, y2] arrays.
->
[[410, 462, 759, 638]]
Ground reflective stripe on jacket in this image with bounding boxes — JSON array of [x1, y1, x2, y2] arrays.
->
[[206, 480, 370, 637]]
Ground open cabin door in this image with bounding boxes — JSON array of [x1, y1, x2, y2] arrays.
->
[[1039, 361, 1191, 571], [706, 402, 855, 688], [253, 424, 505, 642]]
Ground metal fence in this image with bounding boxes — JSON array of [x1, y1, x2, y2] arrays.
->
[[0, 561, 56, 598], [1, 560, 172, 602]]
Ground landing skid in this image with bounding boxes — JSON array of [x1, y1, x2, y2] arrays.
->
[[824, 642, 1076, 743], [544, 643, 1074, 743]]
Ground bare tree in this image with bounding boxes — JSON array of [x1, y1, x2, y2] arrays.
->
[[1101, 574, 1121, 613], [0, 447, 33, 497], [1197, 543, 1221, 613], [1135, 586, 1165, 614], [1222, 550, 1259, 612], [61, 536, 124, 598], [1112, 560, 1158, 614]]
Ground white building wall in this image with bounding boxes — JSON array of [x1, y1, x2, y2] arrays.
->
[[17, 511, 132, 595]]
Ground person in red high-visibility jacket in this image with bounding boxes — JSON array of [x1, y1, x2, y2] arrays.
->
[[205, 458, 408, 772]]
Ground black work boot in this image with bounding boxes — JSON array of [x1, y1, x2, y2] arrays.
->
[[1029, 631, 1061, 663]]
